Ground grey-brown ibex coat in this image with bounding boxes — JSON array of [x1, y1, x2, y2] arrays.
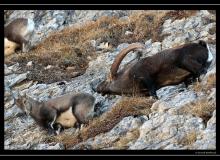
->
[[16, 92, 95, 135]]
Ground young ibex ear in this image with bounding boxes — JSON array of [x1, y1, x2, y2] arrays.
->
[[198, 40, 207, 48]]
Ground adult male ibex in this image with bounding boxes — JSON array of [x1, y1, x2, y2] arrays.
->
[[4, 18, 35, 56], [15, 92, 96, 135], [96, 41, 213, 99]]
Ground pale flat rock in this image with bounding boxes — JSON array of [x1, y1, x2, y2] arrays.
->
[[5, 73, 28, 88], [129, 113, 205, 150]]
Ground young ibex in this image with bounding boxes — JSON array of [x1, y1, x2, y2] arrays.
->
[[4, 18, 35, 56], [96, 41, 213, 99], [15, 92, 96, 135]]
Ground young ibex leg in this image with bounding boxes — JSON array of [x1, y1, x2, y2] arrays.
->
[[17, 36, 31, 53], [47, 113, 57, 135], [53, 123, 64, 135], [50, 114, 57, 130], [74, 122, 81, 128], [40, 107, 58, 135], [22, 41, 32, 53]]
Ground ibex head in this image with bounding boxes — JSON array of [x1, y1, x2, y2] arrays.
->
[[96, 43, 145, 96], [15, 91, 40, 116]]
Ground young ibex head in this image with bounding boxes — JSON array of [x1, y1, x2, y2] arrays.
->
[[15, 92, 37, 116]]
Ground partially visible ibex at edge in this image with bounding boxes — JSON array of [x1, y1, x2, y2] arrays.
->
[[96, 41, 213, 99], [4, 18, 35, 56]]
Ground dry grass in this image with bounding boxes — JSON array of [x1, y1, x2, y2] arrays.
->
[[112, 129, 140, 149], [178, 98, 215, 124], [5, 10, 197, 84], [193, 74, 216, 93], [208, 26, 216, 35], [206, 74, 216, 89], [54, 97, 155, 149], [178, 130, 197, 146], [180, 74, 216, 123]]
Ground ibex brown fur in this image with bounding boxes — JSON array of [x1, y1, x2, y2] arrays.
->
[[97, 41, 213, 99]]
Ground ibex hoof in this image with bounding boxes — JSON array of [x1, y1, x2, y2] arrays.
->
[[53, 123, 64, 135]]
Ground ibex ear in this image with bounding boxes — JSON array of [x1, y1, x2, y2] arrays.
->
[[198, 40, 207, 48]]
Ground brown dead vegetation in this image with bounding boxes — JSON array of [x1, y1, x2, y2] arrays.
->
[[5, 10, 197, 84], [179, 74, 216, 124], [178, 130, 197, 146], [112, 129, 140, 149], [178, 98, 215, 125], [193, 74, 216, 93]]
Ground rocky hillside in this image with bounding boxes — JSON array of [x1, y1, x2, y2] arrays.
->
[[4, 10, 216, 150]]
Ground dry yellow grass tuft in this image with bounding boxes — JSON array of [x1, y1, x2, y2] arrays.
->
[[193, 73, 216, 93], [178, 98, 215, 124], [209, 26, 216, 35], [178, 130, 197, 146], [206, 74, 216, 89], [55, 97, 155, 149], [112, 129, 140, 149], [130, 10, 197, 42], [5, 10, 197, 83]]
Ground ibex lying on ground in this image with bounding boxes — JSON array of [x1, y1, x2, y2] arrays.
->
[[4, 18, 35, 56], [96, 41, 213, 99], [15, 92, 95, 135]]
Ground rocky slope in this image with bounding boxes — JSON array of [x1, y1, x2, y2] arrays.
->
[[4, 10, 216, 150]]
